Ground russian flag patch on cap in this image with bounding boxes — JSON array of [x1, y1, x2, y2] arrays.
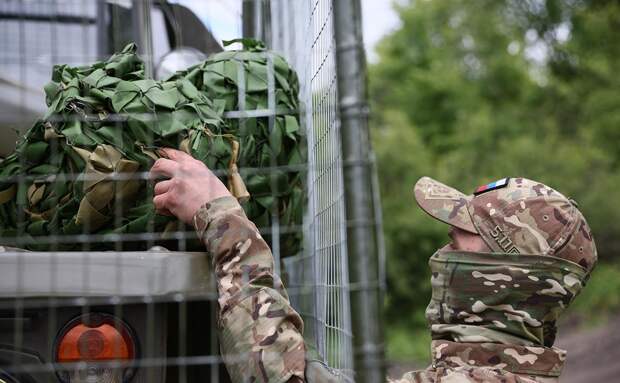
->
[[474, 178, 510, 195]]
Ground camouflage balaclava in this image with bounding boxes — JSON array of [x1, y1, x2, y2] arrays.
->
[[413, 177, 597, 349]]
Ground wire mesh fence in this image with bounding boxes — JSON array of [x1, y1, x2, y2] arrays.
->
[[268, 0, 354, 379], [0, 0, 359, 381]]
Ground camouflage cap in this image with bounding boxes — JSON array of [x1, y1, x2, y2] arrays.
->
[[414, 177, 597, 271]]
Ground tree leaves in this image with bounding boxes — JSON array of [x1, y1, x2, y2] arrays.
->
[[371, 0, 620, 357]]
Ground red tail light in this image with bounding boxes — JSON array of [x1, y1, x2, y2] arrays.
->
[[54, 313, 138, 383], [57, 323, 132, 362]]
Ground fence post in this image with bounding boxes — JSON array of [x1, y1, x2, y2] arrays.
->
[[242, 0, 270, 42], [96, 1, 109, 59], [131, 0, 153, 77], [333, 0, 386, 382]]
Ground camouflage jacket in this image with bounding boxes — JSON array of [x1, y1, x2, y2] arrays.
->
[[194, 197, 588, 383], [194, 196, 307, 383]]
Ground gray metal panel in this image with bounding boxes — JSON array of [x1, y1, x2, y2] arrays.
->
[[0, 250, 215, 298]]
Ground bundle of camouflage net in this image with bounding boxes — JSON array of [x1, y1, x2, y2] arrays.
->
[[0, 42, 305, 254], [170, 39, 305, 257]]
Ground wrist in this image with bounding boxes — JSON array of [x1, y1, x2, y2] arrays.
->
[[207, 181, 233, 203], [193, 196, 242, 238]]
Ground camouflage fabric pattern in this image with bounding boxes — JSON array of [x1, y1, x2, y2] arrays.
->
[[468, 178, 597, 271], [414, 177, 597, 271], [427, 250, 587, 349], [194, 196, 306, 383], [414, 176, 476, 233], [391, 360, 558, 383], [400, 249, 587, 382]]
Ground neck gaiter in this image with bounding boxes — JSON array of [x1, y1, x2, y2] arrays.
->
[[426, 250, 587, 347]]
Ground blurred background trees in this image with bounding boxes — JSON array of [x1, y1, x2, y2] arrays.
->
[[369, 0, 620, 362]]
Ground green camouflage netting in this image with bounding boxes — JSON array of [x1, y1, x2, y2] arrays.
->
[[0, 42, 305, 254], [170, 39, 305, 258]]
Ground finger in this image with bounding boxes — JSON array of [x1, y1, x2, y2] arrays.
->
[[156, 207, 173, 216], [149, 158, 179, 179], [153, 194, 173, 216], [159, 147, 193, 162], [154, 179, 173, 195]]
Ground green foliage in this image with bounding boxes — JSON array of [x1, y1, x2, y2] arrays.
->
[[386, 322, 430, 363], [370, 0, 620, 361], [571, 263, 620, 322]]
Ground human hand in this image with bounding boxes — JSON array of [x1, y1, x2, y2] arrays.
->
[[149, 148, 231, 224]]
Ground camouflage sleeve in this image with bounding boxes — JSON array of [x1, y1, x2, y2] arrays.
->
[[193, 196, 306, 383]]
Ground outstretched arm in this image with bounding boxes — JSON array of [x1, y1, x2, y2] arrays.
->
[[150, 148, 306, 383]]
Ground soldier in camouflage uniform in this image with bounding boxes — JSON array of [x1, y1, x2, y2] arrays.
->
[[150, 149, 597, 383], [402, 176, 596, 383]]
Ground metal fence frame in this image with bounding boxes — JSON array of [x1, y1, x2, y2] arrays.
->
[[244, 0, 386, 381], [251, 0, 356, 377]]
